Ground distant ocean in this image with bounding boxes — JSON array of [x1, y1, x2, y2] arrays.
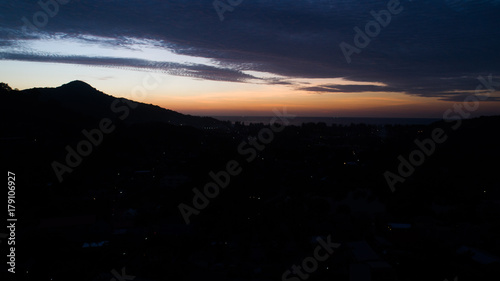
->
[[211, 116, 441, 126]]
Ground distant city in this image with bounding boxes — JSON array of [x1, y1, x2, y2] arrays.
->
[[213, 116, 442, 126]]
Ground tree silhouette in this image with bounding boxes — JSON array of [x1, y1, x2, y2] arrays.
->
[[0, 82, 12, 93]]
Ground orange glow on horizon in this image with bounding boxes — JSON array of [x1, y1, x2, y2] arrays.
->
[[2, 60, 499, 118], [152, 89, 460, 117]]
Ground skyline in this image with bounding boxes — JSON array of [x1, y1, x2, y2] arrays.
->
[[1, 0, 500, 117]]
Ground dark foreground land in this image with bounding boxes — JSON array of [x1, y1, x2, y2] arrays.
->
[[1, 82, 500, 281]]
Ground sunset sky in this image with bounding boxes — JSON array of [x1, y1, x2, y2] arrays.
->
[[1, 0, 500, 117]]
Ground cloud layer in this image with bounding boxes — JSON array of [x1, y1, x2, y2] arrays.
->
[[1, 0, 500, 99]]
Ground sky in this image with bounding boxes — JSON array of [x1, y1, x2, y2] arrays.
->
[[1, 0, 500, 117]]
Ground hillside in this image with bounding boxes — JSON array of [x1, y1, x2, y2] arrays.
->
[[0, 80, 227, 130]]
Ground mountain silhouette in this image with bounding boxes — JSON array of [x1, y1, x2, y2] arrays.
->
[[1, 80, 226, 129], [58, 80, 97, 93]]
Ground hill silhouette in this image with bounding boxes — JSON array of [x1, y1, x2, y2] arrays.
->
[[1, 80, 226, 129]]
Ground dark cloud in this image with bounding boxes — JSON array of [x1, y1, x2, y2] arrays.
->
[[300, 76, 500, 100], [1, 0, 500, 99], [0, 52, 258, 82], [300, 84, 399, 93], [438, 94, 500, 102]]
